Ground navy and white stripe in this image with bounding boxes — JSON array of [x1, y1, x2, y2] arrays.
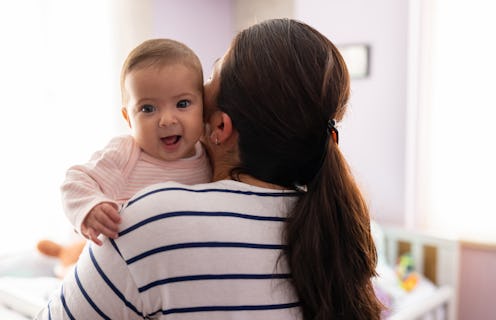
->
[[35, 180, 302, 320], [153, 301, 301, 316], [119, 210, 286, 237], [126, 184, 297, 208]]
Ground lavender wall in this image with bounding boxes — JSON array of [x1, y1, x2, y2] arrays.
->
[[151, 0, 233, 78], [295, 0, 408, 225]]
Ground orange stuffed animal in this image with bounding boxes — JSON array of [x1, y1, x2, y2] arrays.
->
[[36, 239, 86, 278]]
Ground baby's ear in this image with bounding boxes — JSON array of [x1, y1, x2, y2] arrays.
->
[[121, 107, 132, 128]]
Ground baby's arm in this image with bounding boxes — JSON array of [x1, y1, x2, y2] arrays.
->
[[82, 202, 121, 246], [61, 136, 133, 236]]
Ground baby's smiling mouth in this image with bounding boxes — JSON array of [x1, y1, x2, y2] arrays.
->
[[161, 135, 181, 145]]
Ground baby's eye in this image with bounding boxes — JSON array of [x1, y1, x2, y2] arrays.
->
[[177, 100, 191, 109], [140, 104, 156, 113]]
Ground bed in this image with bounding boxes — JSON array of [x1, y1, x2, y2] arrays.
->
[[373, 222, 460, 320], [0, 222, 460, 319], [0, 249, 60, 318]]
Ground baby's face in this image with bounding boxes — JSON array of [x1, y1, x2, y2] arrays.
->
[[122, 63, 203, 161]]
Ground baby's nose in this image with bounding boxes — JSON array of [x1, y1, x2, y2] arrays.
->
[[159, 110, 177, 126]]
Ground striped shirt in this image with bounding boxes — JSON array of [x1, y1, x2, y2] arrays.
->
[[61, 135, 212, 234], [37, 180, 302, 320]]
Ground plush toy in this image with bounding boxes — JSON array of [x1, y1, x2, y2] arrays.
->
[[36, 239, 86, 278], [395, 253, 419, 291]]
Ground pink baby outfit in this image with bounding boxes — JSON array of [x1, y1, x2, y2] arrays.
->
[[61, 135, 211, 233]]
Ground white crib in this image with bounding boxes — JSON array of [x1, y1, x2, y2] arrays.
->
[[377, 224, 460, 320]]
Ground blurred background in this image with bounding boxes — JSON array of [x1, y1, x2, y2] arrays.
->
[[0, 0, 495, 318]]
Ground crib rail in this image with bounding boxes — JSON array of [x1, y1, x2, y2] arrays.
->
[[381, 225, 460, 320]]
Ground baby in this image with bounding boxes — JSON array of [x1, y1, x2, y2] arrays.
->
[[61, 39, 211, 245]]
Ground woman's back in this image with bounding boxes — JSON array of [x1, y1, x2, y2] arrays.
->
[[46, 180, 302, 319]]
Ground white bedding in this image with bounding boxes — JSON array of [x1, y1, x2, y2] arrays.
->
[[0, 249, 59, 318], [0, 276, 60, 318]]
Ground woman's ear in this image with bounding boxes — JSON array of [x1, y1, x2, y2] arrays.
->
[[209, 111, 234, 145], [121, 107, 132, 128]]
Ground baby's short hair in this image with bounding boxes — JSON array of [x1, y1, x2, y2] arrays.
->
[[120, 39, 203, 104]]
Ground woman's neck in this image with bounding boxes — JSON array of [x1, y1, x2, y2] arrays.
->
[[235, 173, 287, 190], [211, 162, 285, 190]]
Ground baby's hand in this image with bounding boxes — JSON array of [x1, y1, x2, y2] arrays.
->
[[81, 202, 121, 246]]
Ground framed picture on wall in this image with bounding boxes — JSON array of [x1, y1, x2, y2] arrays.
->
[[338, 44, 370, 79]]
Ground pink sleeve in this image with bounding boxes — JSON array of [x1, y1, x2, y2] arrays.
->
[[61, 135, 138, 234]]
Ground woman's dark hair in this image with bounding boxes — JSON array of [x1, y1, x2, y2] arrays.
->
[[217, 19, 382, 319]]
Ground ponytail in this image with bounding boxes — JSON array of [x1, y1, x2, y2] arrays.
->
[[218, 18, 384, 319], [284, 141, 382, 320]]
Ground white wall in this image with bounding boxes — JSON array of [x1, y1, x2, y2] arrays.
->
[[295, 0, 409, 224], [0, 1, 123, 252]]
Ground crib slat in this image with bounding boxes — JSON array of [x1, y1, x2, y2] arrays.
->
[[380, 224, 459, 320], [411, 242, 424, 274], [386, 235, 399, 266]]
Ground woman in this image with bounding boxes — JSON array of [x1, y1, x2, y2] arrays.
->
[[37, 19, 382, 320]]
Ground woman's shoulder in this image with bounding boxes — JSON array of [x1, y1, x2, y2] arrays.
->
[[125, 180, 297, 207], [123, 180, 234, 209], [119, 180, 299, 234]]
